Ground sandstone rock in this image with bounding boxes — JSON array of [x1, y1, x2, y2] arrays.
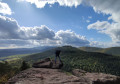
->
[[6, 68, 91, 84], [33, 61, 52, 68], [32, 58, 63, 69], [6, 68, 120, 84], [33, 58, 51, 65], [72, 69, 120, 84], [32, 58, 52, 68]]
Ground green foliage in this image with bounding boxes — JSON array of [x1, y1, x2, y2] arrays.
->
[[20, 61, 30, 71], [0, 54, 30, 62], [100, 47, 120, 56], [60, 46, 120, 76], [79, 47, 103, 52], [21, 46, 120, 76], [1, 46, 120, 83], [0, 61, 19, 84], [79, 47, 120, 56], [0, 60, 30, 83]]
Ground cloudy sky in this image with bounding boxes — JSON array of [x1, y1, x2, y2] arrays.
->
[[0, 0, 120, 49]]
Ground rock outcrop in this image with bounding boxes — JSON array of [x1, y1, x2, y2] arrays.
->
[[32, 58, 63, 69], [72, 69, 120, 84], [6, 68, 120, 84], [6, 58, 120, 84]]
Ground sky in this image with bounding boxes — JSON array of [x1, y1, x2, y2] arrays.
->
[[0, 0, 120, 49]]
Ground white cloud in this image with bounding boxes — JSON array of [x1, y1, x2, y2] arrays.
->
[[0, 0, 120, 45], [20, 25, 55, 40], [17, 0, 120, 23], [86, 0, 120, 46], [0, 15, 20, 39], [88, 21, 120, 43], [0, 2, 12, 15], [90, 41, 106, 48], [88, 16, 92, 19], [86, 20, 90, 23], [0, 15, 90, 48], [18, 0, 83, 8], [56, 30, 90, 46], [1, 15, 119, 48], [90, 41, 120, 48], [0, 15, 55, 40], [88, 21, 110, 30], [86, 0, 120, 23], [29, 30, 90, 47]]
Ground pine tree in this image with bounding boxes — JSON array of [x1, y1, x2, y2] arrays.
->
[[20, 61, 30, 71]]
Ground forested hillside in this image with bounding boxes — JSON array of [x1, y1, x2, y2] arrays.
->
[[22, 46, 120, 76], [1, 46, 120, 83], [79, 47, 120, 56]]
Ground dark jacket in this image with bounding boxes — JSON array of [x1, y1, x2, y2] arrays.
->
[[55, 50, 61, 56]]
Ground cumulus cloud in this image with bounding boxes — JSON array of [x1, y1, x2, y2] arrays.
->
[[32, 30, 90, 47], [88, 21, 110, 30], [2, 0, 120, 48], [17, 0, 83, 8], [0, 15, 55, 40], [20, 25, 55, 40], [90, 41, 106, 48], [88, 21, 120, 43], [17, 0, 120, 23], [0, 15, 20, 39], [17, 0, 120, 45], [0, 15, 90, 48], [85, 0, 120, 47], [0, 2, 12, 15], [90, 41, 120, 48], [86, 0, 120, 23], [56, 30, 90, 46]]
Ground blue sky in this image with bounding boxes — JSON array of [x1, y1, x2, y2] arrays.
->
[[0, 0, 120, 48]]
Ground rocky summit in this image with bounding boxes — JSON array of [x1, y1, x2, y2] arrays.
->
[[6, 58, 120, 84]]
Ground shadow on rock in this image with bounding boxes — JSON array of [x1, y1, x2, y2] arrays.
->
[[93, 77, 120, 84]]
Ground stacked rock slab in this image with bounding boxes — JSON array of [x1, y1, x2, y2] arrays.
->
[[32, 58, 63, 69]]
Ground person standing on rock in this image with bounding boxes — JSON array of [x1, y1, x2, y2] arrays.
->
[[55, 50, 62, 64]]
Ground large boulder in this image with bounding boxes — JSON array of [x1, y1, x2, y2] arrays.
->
[[32, 58, 63, 69], [72, 69, 120, 84], [32, 58, 52, 68]]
